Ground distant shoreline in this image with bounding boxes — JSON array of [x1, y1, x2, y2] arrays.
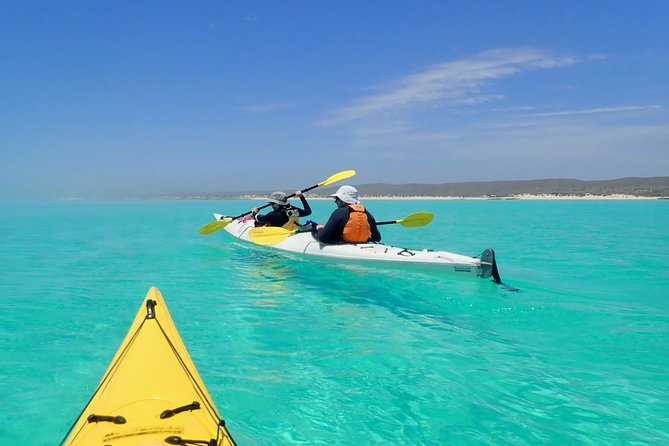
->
[[152, 194, 668, 201], [363, 194, 666, 200], [152, 176, 669, 200]]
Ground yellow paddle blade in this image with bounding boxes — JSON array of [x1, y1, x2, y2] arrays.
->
[[198, 217, 233, 235], [397, 212, 434, 227], [317, 169, 356, 187], [248, 226, 297, 246]]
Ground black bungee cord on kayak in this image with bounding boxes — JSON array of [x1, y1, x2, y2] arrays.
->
[[165, 435, 218, 445], [164, 421, 230, 446], [85, 414, 126, 424], [161, 401, 201, 419], [58, 315, 146, 444], [60, 299, 235, 446], [151, 301, 235, 446]]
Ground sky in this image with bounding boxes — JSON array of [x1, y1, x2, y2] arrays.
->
[[1, 1, 668, 198]]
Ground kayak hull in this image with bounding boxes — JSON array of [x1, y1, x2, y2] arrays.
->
[[60, 287, 236, 446], [217, 214, 496, 279]]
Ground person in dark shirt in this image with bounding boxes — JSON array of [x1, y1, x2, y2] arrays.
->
[[316, 185, 381, 244], [252, 191, 312, 229]]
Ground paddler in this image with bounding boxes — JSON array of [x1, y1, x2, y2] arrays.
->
[[252, 190, 312, 230], [316, 185, 381, 244]]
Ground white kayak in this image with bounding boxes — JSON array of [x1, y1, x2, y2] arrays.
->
[[215, 214, 501, 281]]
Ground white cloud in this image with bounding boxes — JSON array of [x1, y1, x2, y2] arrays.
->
[[340, 118, 669, 183], [533, 105, 661, 117], [321, 48, 576, 126]]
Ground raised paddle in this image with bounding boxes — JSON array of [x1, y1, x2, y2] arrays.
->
[[198, 169, 356, 235], [248, 211, 435, 246]]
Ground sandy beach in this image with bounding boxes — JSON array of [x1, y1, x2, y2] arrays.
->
[[229, 194, 666, 201], [361, 194, 666, 200], [162, 193, 668, 201]]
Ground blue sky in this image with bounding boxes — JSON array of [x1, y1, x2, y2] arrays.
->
[[1, 1, 668, 198]]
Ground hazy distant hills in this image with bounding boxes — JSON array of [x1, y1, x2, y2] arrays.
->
[[321, 177, 669, 198], [157, 176, 669, 199]]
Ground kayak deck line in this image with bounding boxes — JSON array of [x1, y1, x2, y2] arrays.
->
[[60, 287, 237, 446]]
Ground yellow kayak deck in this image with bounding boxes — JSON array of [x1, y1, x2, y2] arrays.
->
[[61, 287, 236, 446]]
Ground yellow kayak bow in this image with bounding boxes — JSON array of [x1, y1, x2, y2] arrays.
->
[[60, 287, 237, 446]]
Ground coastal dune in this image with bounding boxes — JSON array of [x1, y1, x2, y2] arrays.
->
[[157, 177, 669, 200]]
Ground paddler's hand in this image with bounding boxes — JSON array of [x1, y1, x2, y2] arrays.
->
[[316, 224, 324, 229], [252, 208, 258, 214], [295, 190, 303, 197]]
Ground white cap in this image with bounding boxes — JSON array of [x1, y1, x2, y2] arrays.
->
[[330, 185, 359, 204]]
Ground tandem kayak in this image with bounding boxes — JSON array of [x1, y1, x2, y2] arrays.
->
[[216, 214, 502, 281], [60, 287, 237, 446]]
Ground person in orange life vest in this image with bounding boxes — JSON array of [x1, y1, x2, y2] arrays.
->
[[315, 185, 381, 244], [252, 190, 312, 230]]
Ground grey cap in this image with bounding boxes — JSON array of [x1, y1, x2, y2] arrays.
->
[[330, 185, 359, 204], [267, 191, 288, 205]]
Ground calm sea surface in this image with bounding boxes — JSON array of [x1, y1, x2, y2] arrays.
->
[[1, 199, 668, 445]]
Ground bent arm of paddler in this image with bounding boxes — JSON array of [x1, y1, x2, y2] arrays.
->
[[296, 193, 312, 217], [253, 209, 270, 225], [255, 210, 288, 227]]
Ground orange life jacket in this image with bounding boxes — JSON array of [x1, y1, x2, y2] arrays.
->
[[343, 204, 371, 243]]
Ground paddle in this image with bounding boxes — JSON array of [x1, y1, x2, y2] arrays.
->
[[376, 211, 434, 227], [198, 169, 356, 235], [248, 211, 434, 246]]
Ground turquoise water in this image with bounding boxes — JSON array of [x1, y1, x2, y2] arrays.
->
[[1, 199, 668, 445]]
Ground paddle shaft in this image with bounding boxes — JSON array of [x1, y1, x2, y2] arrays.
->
[[376, 212, 433, 227], [199, 170, 355, 235], [230, 170, 355, 220], [249, 210, 431, 245], [231, 188, 313, 220]]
